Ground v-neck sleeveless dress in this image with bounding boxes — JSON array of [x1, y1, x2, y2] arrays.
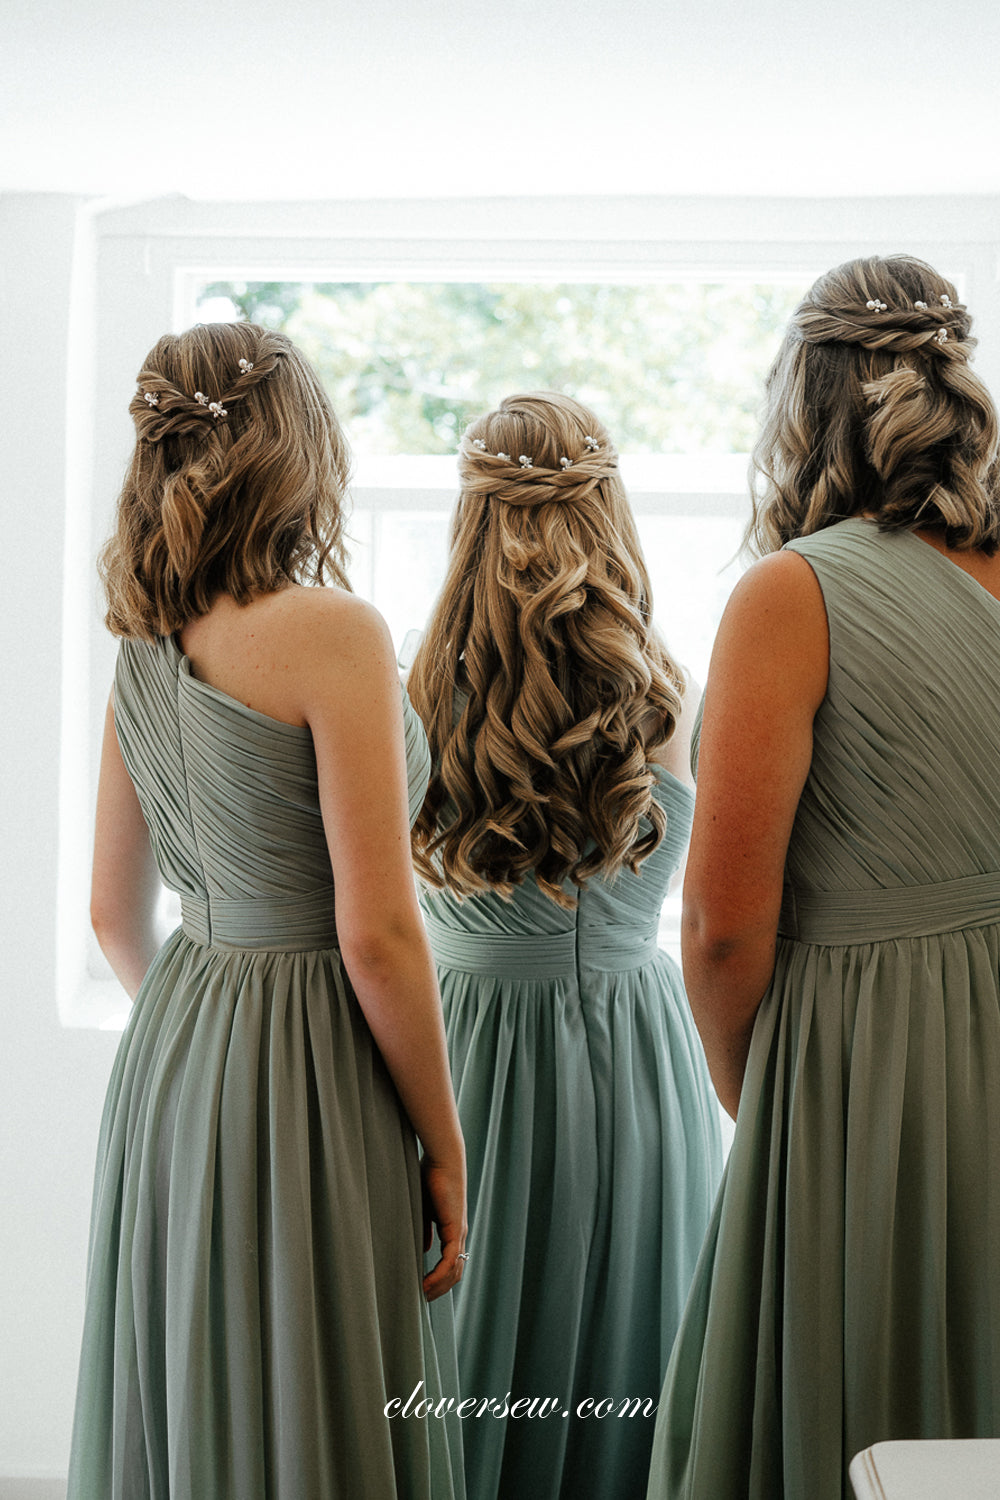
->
[[422, 765, 722, 1500], [648, 517, 1000, 1499], [67, 633, 463, 1500]]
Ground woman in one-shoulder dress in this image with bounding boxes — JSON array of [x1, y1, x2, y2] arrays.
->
[[68, 323, 467, 1499], [648, 256, 1000, 1499], [407, 392, 722, 1500]]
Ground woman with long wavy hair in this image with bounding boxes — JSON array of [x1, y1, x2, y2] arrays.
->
[[408, 392, 722, 1500], [648, 255, 1000, 1499], [67, 323, 466, 1500]]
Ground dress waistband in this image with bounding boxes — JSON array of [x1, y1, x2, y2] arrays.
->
[[778, 871, 1000, 945], [181, 889, 339, 952], [422, 915, 660, 978]]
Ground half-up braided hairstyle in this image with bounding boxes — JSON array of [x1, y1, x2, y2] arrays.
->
[[408, 392, 684, 908], [101, 322, 352, 638], [748, 255, 1000, 555]]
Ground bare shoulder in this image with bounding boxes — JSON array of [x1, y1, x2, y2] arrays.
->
[[710, 549, 829, 714], [262, 587, 397, 714], [178, 585, 395, 727], [267, 585, 390, 657], [266, 583, 383, 633], [725, 548, 826, 622], [265, 582, 398, 705]]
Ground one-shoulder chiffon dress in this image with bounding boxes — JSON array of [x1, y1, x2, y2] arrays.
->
[[648, 517, 1000, 1500], [421, 765, 723, 1500], [67, 633, 462, 1500]]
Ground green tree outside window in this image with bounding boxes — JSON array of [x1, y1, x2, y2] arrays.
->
[[197, 280, 805, 456]]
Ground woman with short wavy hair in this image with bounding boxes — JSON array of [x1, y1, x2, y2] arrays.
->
[[68, 322, 466, 1500], [408, 391, 722, 1500], [648, 256, 1000, 1498]]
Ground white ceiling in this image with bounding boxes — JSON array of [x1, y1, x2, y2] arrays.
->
[[3, 0, 1000, 202]]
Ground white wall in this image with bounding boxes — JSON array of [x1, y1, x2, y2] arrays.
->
[[5, 0, 1000, 201], [0, 196, 121, 1486]]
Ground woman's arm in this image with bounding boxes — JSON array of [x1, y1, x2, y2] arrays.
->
[[91, 692, 162, 1000], [682, 550, 828, 1119], [284, 591, 467, 1301]]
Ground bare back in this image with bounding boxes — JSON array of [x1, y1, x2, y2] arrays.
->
[[177, 586, 350, 728]]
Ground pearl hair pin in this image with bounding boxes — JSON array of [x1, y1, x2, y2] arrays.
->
[[866, 299, 888, 313], [936, 328, 949, 344], [466, 436, 605, 470], [940, 294, 953, 308], [194, 391, 227, 418], [914, 301, 928, 311], [142, 366, 245, 425]]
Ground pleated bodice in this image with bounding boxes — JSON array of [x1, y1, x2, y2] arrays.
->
[[114, 633, 432, 948], [420, 763, 693, 972], [784, 518, 1000, 905]]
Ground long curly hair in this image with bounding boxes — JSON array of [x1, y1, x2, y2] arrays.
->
[[748, 254, 1000, 556], [408, 392, 684, 908], [100, 322, 352, 639]]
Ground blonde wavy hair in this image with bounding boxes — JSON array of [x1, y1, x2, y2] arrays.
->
[[748, 254, 1000, 556], [408, 392, 684, 908], [101, 322, 352, 639]]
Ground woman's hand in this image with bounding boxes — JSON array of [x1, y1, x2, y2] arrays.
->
[[421, 1152, 469, 1301]]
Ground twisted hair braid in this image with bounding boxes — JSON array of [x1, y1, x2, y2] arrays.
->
[[457, 438, 618, 508], [102, 323, 352, 639], [133, 339, 286, 445], [409, 392, 684, 908], [748, 255, 1000, 554]]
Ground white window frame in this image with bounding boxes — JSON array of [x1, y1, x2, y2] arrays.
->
[[60, 194, 1000, 1027]]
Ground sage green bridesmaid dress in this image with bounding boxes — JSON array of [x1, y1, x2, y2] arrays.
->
[[421, 765, 723, 1500], [649, 518, 1000, 1500], [67, 633, 462, 1500]]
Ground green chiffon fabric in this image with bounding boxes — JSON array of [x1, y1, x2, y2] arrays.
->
[[422, 766, 723, 1500], [648, 518, 1000, 1500], [67, 634, 463, 1500]]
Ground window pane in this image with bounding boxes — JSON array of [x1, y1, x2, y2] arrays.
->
[[196, 279, 805, 456], [350, 510, 451, 652], [637, 513, 745, 683]]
